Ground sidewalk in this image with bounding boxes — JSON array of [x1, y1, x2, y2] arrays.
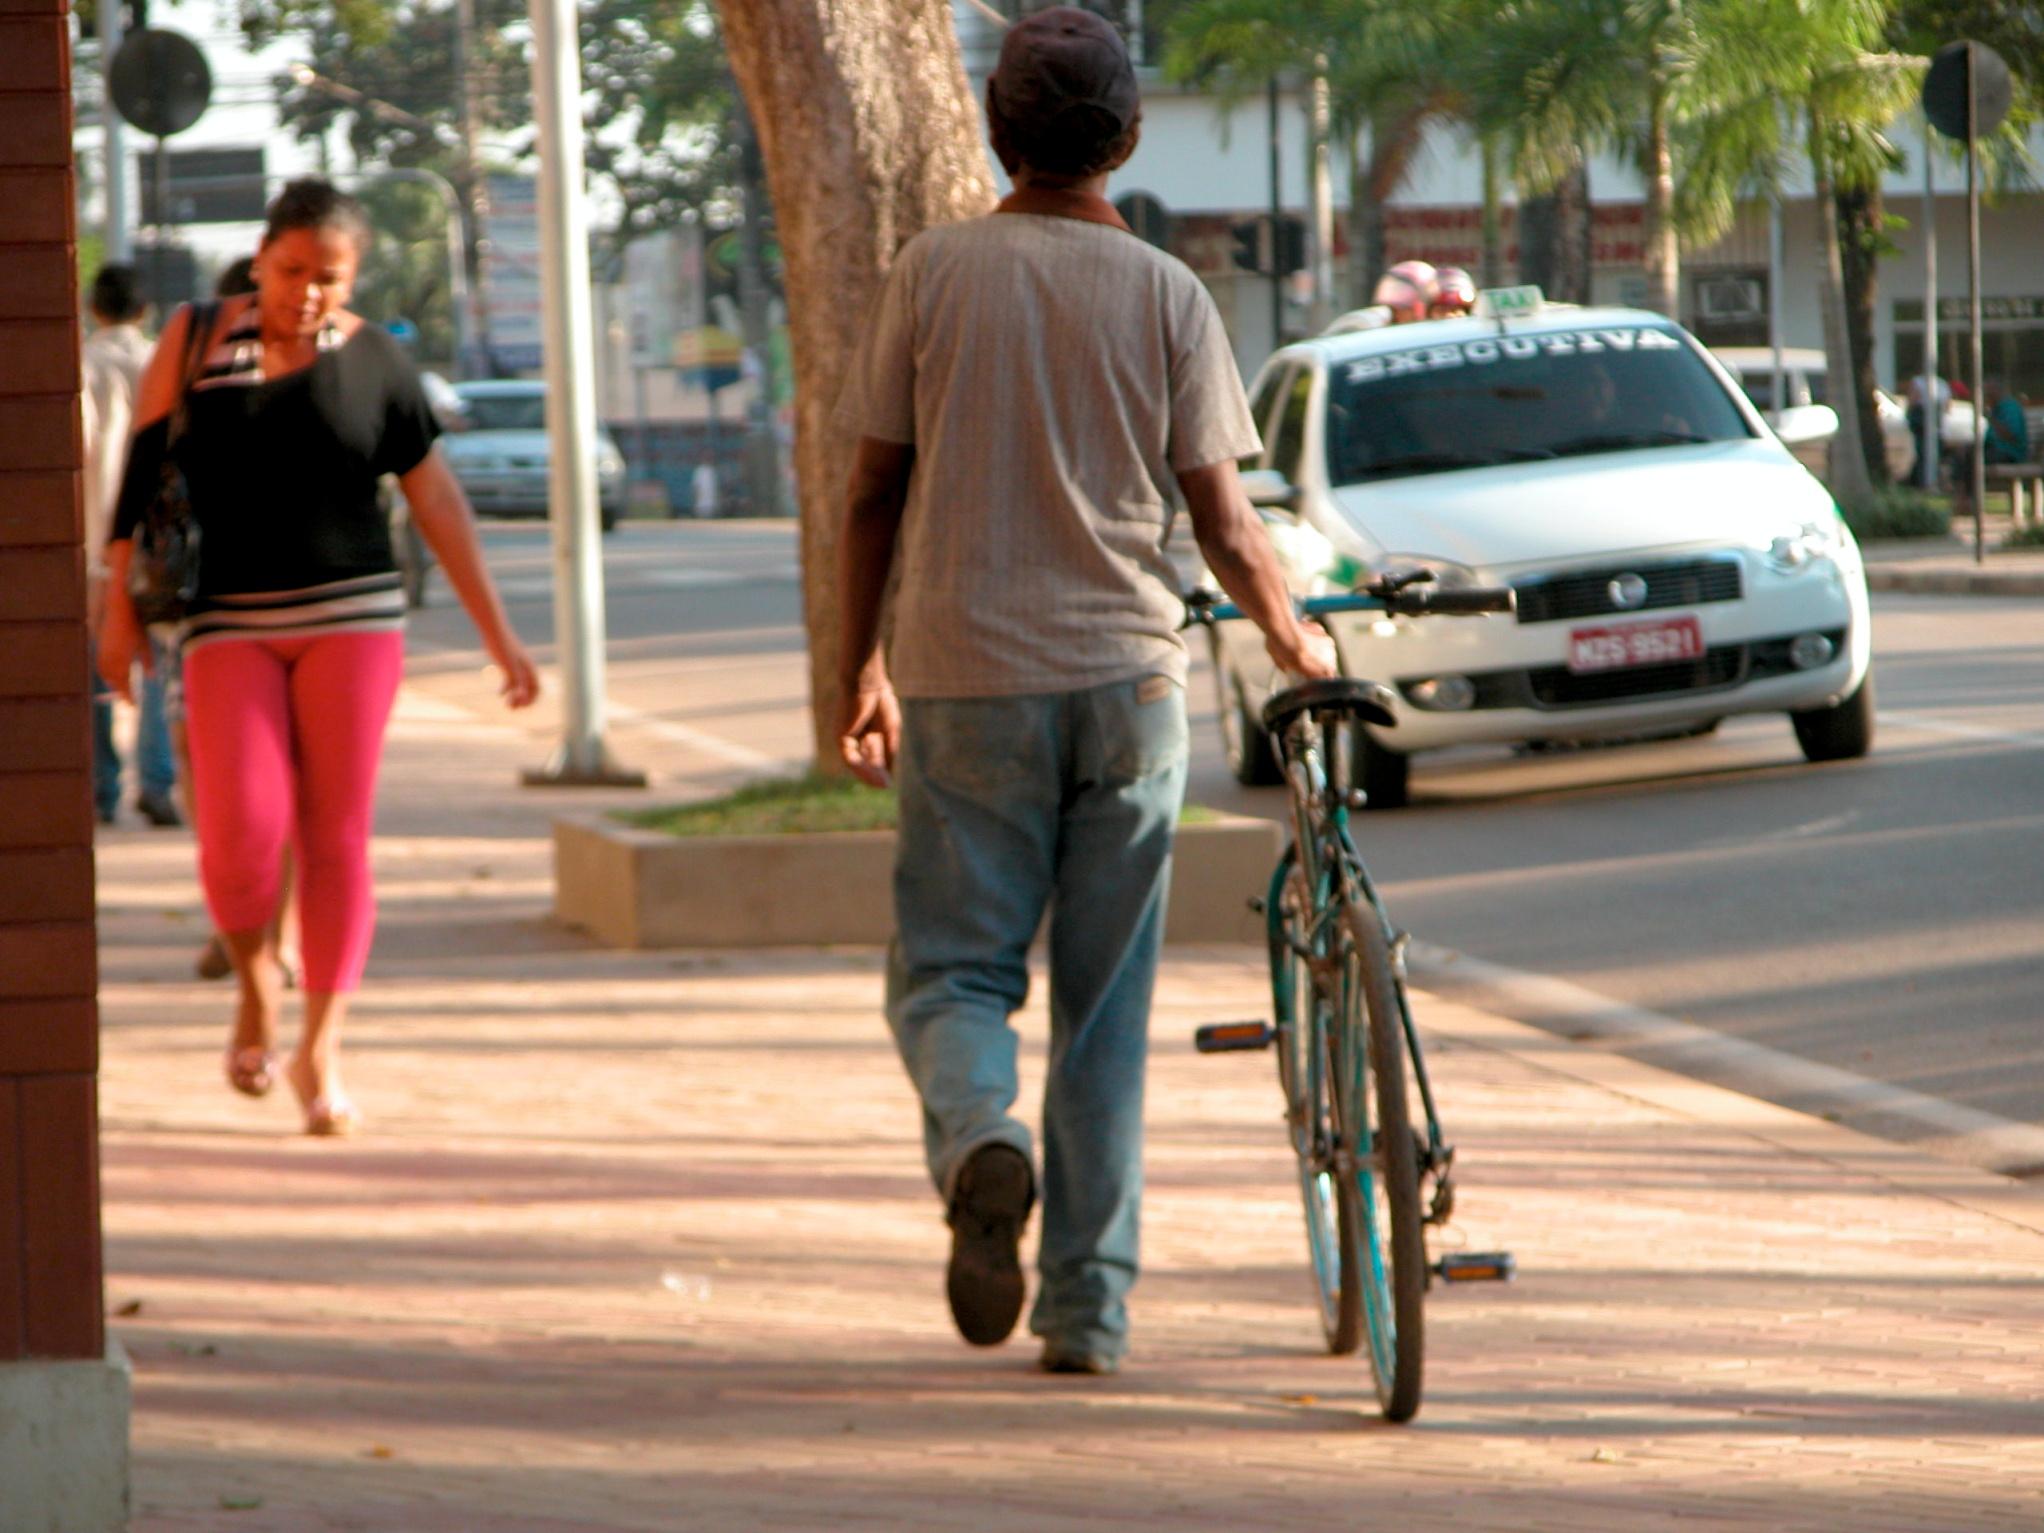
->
[[1862, 518, 2044, 595], [93, 684, 2044, 1531]]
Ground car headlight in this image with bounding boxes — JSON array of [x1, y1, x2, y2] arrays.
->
[[1370, 556, 1482, 590], [1765, 519, 1842, 573]]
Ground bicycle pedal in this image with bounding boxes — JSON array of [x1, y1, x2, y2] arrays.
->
[[1194, 1020, 1274, 1054], [1431, 1251, 1515, 1284]]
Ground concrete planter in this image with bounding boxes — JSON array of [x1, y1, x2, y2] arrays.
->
[[553, 812, 1281, 949]]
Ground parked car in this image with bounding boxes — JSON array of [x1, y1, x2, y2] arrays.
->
[[1208, 301, 1875, 807], [442, 379, 626, 531], [1711, 346, 1973, 482]]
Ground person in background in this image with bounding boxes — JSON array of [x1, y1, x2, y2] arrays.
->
[[1373, 260, 1439, 324], [1984, 379, 2030, 467], [835, 8, 1335, 1376], [82, 263, 180, 828], [1428, 266, 1478, 318], [691, 459, 720, 519], [97, 179, 539, 1136]]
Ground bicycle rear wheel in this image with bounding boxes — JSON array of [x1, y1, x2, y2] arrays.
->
[[1270, 856, 1363, 1355], [1336, 897, 1426, 1421]]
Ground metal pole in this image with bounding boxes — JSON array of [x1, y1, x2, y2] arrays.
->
[[521, 0, 642, 787], [100, 0, 130, 260], [367, 168, 475, 381], [1267, 77, 1282, 347], [1966, 43, 1985, 565], [1307, 62, 1334, 334], [152, 135, 168, 307], [1922, 119, 1939, 492], [1768, 195, 1785, 426]]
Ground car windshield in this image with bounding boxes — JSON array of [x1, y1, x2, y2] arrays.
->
[[1325, 326, 1754, 486], [460, 393, 547, 432]]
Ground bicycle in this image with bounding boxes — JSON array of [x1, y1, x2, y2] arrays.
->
[[1184, 573, 1518, 1423]]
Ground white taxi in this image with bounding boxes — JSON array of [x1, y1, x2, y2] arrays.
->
[[1208, 295, 1874, 806]]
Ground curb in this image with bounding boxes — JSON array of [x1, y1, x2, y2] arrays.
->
[[1867, 565, 2044, 596]]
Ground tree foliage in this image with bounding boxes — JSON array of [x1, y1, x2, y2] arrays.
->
[[243, 0, 738, 255]]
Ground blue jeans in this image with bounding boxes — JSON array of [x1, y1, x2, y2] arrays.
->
[[886, 676, 1189, 1359], [90, 638, 176, 816]]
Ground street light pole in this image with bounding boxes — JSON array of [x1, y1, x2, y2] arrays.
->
[[100, 0, 130, 259], [520, 0, 642, 787]]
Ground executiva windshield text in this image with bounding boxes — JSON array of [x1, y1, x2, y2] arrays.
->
[[1342, 328, 1682, 384]]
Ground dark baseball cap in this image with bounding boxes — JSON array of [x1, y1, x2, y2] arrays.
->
[[989, 6, 1140, 136]]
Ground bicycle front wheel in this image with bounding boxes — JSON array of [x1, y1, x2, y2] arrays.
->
[[1336, 898, 1426, 1421]]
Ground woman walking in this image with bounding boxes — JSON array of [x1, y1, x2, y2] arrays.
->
[[98, 179, 539, 1135]]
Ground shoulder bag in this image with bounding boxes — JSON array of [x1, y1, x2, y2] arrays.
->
[[127, 300, 219, 626]]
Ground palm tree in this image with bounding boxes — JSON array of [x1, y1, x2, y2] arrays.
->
[[1461, 0, 1714, 319], [1679, 0, 1922, 507], [1160, 0, 1476, 307]]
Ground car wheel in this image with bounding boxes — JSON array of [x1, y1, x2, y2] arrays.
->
[[1352, 728, 1411, 810], [1791, 670, 1875, 763], [1212, 633, 1281, 786]]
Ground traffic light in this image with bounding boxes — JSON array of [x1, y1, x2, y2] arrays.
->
[[1230, 218, 1264, 274], [1274, 215, 1306, 278], [1229, 215, 1308, 277]]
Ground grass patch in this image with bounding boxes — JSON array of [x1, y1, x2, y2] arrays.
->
[[2002, 521, 2044, 550], [618, 773, 1223, 838], [1837, 485, 1952, 541]]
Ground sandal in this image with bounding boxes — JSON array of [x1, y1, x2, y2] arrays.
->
[[195, 936, 232, 981], [224, 1047, 278, 1098], [301, 1093, 361, 1138]]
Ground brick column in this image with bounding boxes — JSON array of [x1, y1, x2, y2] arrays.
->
[[0, 0, 129, 1524]]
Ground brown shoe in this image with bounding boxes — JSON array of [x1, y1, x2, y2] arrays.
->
[[945, 1145, 1033, 1347]]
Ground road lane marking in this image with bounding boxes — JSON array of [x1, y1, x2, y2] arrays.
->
[[1877, 711, 2044, 748], [602, 698, 787, 770], [1406, 940, 2044, 1180]]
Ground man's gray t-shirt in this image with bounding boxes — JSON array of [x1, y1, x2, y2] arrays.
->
[[841, 210, 1261, 699]]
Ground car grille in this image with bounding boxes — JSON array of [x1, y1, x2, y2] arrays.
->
[[1429, 628, 1847, 712], [1513, 556, 1743, 624]]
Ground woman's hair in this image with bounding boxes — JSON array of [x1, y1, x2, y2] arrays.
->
[[986, 87, 1140, 182], [261, 177, 373, 253]]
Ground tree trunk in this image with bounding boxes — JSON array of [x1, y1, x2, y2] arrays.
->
[[715, 0, 995, 769], [1479, 133, 1503, 289], [1837, 181, 1889, 485], [1809, 114, 1875, 507], [1643, 74, 1678, 317], [1522, 152, 1590, 303], [1347, 134, 1382, 305]]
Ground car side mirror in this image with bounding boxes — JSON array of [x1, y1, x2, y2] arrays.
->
[[1773, 404, 1839, 448], [1241, 468, 1303, 515]]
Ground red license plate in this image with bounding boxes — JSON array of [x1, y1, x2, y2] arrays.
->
[[1567, 615, 1705, 673]]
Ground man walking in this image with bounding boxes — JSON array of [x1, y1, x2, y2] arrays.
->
[[83, 263, 180, 828], [835, 7, 1334, 1376]]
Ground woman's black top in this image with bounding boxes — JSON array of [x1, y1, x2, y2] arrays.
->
[[114, 304, 441, 651]]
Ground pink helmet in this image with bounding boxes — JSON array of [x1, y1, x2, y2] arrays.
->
[[1372, 260, 1438, 320], [1430, 266, 1477, 315]]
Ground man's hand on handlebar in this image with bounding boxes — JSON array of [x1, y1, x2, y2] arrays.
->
[[1269, 620, 1339, 681]]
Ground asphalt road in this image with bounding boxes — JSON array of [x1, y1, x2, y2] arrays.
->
[[407, 518, 2044, 1166]]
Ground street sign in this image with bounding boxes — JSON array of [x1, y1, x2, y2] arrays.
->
[[1476, 284, 1544, 320], [1923, 40, 2012, 140], [108, 29, 211, 138]]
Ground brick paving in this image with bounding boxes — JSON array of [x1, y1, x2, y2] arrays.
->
[[92, 688, 2044, 1531]]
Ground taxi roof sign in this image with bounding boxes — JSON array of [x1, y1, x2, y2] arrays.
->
[[1476, 284, 1544, 320]]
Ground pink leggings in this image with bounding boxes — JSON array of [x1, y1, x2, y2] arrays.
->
[[183, 631, 405, 994]]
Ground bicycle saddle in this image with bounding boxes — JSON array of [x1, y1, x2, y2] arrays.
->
[[1262, 677, 1399, 736]]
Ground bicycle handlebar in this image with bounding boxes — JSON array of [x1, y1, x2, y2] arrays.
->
[[1181, 577, 1516, 628]]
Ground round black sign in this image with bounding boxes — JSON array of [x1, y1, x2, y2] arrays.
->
[[1922, 40, 2013, 142], [108, 28, 212, 139]]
